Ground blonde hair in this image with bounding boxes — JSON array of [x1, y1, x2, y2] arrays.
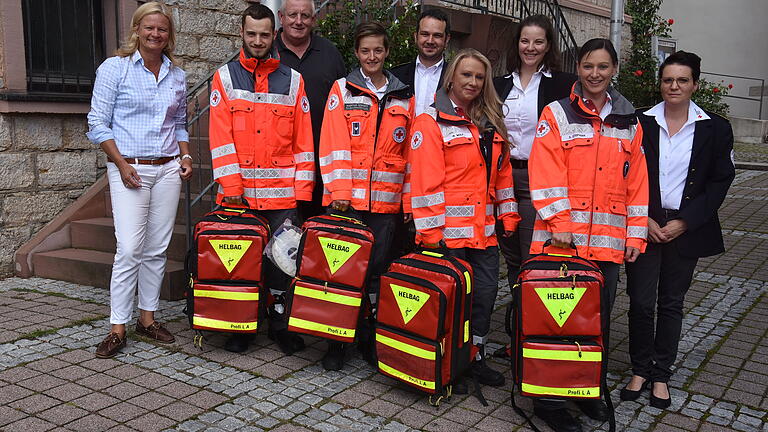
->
[[442, 49, 511, 149], [116, 2, 177, 64]]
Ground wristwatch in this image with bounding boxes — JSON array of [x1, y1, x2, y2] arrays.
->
[[180, 154, 193, 163]]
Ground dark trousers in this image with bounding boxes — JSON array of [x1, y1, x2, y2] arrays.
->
[[260, 208, 299, 332], [625, 240, 698, 383], [533, 260, 620, 410], [446, 246, 500, 339], [497, 166, 536, 287], [358, 211, 397, 300]]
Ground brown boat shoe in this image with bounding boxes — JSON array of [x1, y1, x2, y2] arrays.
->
[[136, 320, 175, 344], [95, 332, 126, 358]]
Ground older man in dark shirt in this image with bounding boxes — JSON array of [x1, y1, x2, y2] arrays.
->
[[275, 0, 347, 219]]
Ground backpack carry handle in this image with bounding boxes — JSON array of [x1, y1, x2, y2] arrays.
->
[[542, 239, 578, 256]]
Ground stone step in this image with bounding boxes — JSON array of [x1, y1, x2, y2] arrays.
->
[[31, 248, 187, 300], [70, 218, 190, 262]]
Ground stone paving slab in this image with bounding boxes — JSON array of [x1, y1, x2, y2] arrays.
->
[[1, 169, 768, 431]]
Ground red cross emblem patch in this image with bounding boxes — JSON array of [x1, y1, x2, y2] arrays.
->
[[536, 120, 550, 138], [411, 131, 423, 150], [393, 126, 406, 143], [210, 89, 221, 107], [301, 96, 310, 113]]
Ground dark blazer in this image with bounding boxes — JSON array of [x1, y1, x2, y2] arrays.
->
[[390, 59, 446, 91], [637, 108, 735, 258], [493, 70, 577, 117]]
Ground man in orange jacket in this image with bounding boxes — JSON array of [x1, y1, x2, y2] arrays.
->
[[209, 4, 314, 354], [318, 22, 414, 370]]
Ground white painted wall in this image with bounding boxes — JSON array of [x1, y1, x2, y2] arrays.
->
[[660, 0, 768, 119]]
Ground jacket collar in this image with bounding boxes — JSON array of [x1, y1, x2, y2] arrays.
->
[[431, 88, 491, 129], [345, 68, 412, 99], [570, 82, 637, 127], [238, 47, 281, 74]]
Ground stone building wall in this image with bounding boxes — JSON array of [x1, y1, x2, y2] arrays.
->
[[0, 114, 105, 276], [167, 0, 251, 87]]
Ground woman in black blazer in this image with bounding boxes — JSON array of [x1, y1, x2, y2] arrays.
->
[[621, 51, 735, 409], [492, 14, 576, 290]]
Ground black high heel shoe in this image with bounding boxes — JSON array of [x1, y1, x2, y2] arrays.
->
[[620, 377, 649, 401], [649, 381, 671, 409]]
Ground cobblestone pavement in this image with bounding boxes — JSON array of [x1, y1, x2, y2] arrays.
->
[[1, 170, 767, 432]]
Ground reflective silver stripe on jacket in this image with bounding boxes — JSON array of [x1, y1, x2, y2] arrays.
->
[[627, 205, 649, 217], [438, 123, 473, 141], [484, 224, 495, 237], [372, 171, 404, 184], [294, 152, 314, 163], [352, 169, 369, 180], [322, 168, 351, 184], [319, 150, 352, 167], [352, 188, 367, 200], [371, 190, 401, 203], [496, 187, 515, 201], [570, 211, 626, 229], [532, 230, 588, 246], [626, 225, 649, 238], [498, 201, 518, 215], [213, 163, 240, 179], [589, 235, 625, 251], [443, 226, 474, 239], [402, 183, 411, 193], [601, 125, 635, 140], [549, 102, 594, 141], [531, 186, 568, 201], [295, 170, 314, 181], [219, 65, 300, 106], [243, 187, 295, 199], [486, 204, 494, 216], [537, 198, 571, 220], [412, 191, 445, 208], [385, 98, 411, 110], [414, 214, 445, 230], [241, 168, 295, 180], [211, 143, 236, 160], [445, 205, 474, 217]]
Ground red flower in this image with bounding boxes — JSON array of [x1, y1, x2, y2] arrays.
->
[[713, 87, 720, 93], [728, 83, 734, 89], [633, 69, 644, 77], [668, 18, 674, 25]]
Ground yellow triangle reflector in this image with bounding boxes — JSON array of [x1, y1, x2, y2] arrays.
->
[[390, 284, 430, 325], [318, 236, 362, 274], [534, 287, 587, 327], [209, 239, 252, 273]]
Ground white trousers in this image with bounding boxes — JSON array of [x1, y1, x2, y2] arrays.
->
[[107, 160, 181, 324]]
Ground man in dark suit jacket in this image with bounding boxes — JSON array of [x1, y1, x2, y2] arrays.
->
[[623, 50, 735, 411], [390, 8, 450, 116]]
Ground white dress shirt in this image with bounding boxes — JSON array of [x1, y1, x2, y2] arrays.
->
[[361, 68, 388, 100], [503, 68, 551, 160], [414, 56, 444, 115], [645, 101, 710, 210]]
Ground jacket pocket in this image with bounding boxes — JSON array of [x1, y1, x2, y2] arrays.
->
[[444, 137, 474, 168], [272, 106, 295, 138], [230, 103, 253, 132], [272, 155, 294, 168]]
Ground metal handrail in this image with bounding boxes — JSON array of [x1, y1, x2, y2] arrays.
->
[[702, 71, 765, 120]]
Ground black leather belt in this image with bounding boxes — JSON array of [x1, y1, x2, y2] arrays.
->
[[662, 208, 680, 219], [109, 156, 177, 165], [511, 159, 528, 169]]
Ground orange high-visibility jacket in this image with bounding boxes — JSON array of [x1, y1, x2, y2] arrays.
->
[[529, 83, 649, 263], [408, 89, 520, 249], [209, 49, 314, 210], [319, 69, 414, 213]]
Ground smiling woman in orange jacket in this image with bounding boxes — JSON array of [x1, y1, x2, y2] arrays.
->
[[527, 38, 649, 431], [318, 22, 414, 371], [408, 48, 520, 389]]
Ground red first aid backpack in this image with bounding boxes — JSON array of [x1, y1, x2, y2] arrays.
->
[[375, 250, 473, 405], [506, 242, 615, 431], [286, 213, 375, 343], [186, 208, 270, 337]]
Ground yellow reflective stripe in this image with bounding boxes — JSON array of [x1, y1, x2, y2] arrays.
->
[[378, 361, 435, 390], [548, 253, 574, 258], [521, 383, 600, 397], [376, 334, 436, 360], [464, 271, 471, 294], [293, 285, 361, 307], [523, 348, 602, 362], [288, 317, 356, 338], [195, 290, 259, 301], [421, 251, 443, 258], [193, 316, 257, 331], [463, 320, 469, 343]]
